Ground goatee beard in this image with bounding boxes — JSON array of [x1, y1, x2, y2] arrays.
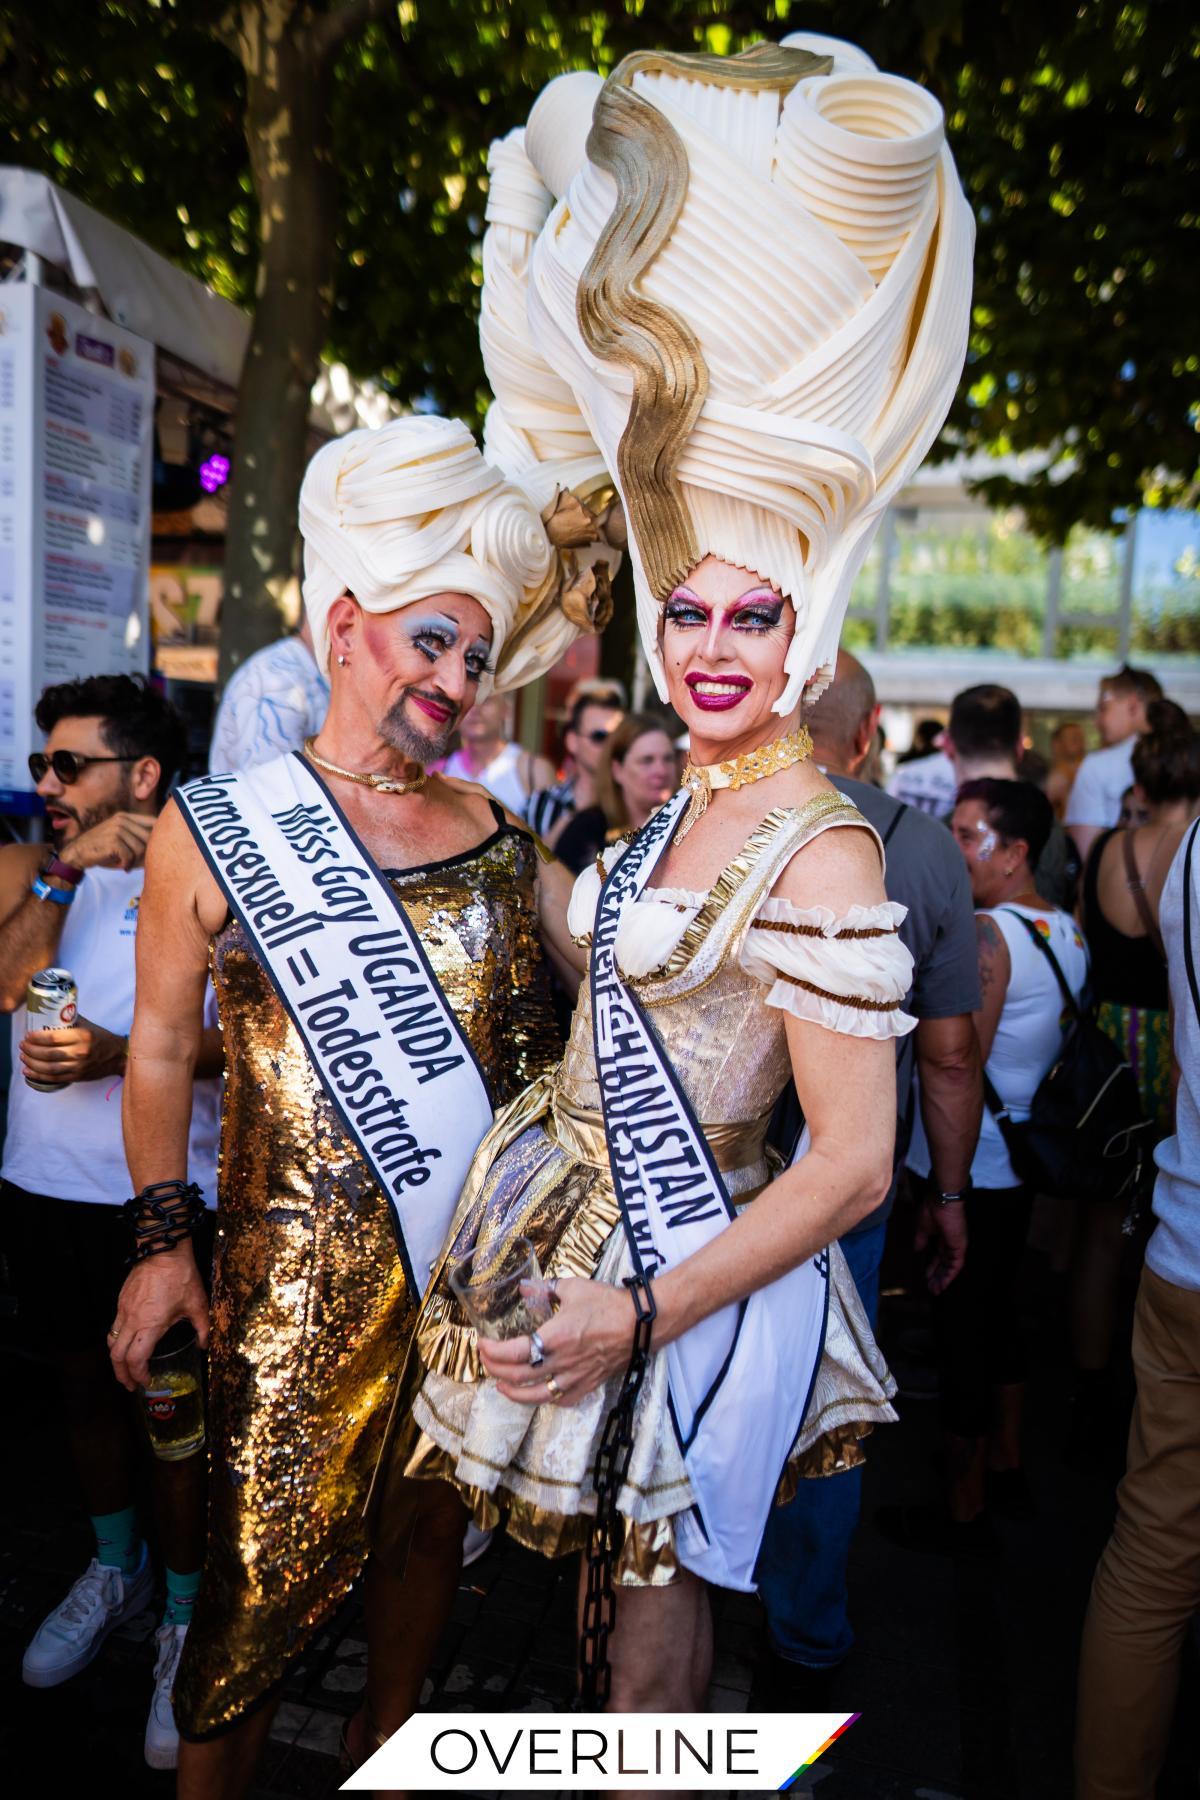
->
[[380, 692, 456, 767], [48, 794, 117, 849]]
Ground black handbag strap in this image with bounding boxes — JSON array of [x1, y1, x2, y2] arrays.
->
[[999, 907, 1085, 1024], [1183, 819, 1200, 1026], [980, 1068, 1028, 1171], [981, 1067, 1012, 1123], [979, 908, 1078, 1131], [881, 800, 909, 849]]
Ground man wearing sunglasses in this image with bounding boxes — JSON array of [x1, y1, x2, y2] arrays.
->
[[0, 673, 222, 1770], [525, 682, 626, 847]]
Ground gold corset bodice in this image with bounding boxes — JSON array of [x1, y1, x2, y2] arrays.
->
[[557, 796, 862, 1133]]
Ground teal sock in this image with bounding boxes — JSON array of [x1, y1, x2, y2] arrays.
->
[[91, 1507, 141, 1577], [163, 1566, 201, 1628]]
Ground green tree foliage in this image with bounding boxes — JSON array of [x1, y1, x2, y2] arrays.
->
[[2, 0, 1196, 654]]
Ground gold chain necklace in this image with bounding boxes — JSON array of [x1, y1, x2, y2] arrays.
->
[[302, 737, 428, 796], [675, 724, 814, 843]]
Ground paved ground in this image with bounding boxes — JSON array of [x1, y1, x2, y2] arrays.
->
[[1, 1195, 1196, 1797]]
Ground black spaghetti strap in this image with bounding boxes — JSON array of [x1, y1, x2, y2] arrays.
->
[[487, 797, 509, 829], [1183, 819, 1200, 1025]]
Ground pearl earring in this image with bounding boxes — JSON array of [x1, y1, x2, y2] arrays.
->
[[337, 654, 347, 666]]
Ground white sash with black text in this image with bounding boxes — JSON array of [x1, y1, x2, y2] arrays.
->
[[177, 753, 494, 1296], [590, 790, 829, 1591]]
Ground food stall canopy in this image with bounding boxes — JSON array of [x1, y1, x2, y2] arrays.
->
[[0, 166, 250, 389]]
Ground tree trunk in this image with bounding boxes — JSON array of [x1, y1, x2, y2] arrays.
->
[[598, 555, 640, 703], [217, 6, 338, 689]]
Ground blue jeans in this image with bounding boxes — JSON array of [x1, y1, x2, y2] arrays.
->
[[755, 1219, 887, 1669]]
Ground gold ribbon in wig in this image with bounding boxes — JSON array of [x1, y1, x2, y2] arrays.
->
[[577, 42, 832, 602]]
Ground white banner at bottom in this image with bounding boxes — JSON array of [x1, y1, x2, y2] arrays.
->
[[345, 1711, 860, 1792]]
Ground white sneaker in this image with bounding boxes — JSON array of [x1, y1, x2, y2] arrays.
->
[[22, 1548, 153, 1687], [144, 1621, 188, 1770], [462, 1521, 494, 1567]]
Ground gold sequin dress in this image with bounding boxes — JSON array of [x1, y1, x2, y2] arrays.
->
[[175, 804, 560, 1740], [379, 794, 911, 1588]]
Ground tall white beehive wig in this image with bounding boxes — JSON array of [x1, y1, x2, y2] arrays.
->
[[478, 34, 974, 711], [299, 414, 618, 697]]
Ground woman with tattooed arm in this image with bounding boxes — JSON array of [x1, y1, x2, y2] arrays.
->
[[903, 778, 1089, 1547]]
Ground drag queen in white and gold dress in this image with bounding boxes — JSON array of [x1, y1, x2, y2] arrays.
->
[[364, 31, 973, 1733]]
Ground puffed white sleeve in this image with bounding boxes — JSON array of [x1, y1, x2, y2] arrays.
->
[[741, 898, 917, 1040], [566, 839, 627, 946]]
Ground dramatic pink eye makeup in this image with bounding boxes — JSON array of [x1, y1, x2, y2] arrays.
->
[[663, 588, 708, 629], [728, 590, 784, 631], [664, 586, 785, 632]]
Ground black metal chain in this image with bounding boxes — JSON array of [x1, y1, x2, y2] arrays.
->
[[123, 1180, 206, 1263], [579, 1271, 657, 1708]]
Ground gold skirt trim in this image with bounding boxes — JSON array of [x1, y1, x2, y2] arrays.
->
[[388, 1411, 876, 1587], [380, 1423, 680, 1587]]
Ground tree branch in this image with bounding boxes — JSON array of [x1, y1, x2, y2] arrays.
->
[[312, 0, 395, 62]]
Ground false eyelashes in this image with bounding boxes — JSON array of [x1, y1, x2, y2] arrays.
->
[[408, 615, 493, 681], [663, 589, 786, 633]]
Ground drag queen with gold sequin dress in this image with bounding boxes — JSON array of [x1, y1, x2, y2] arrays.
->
[[112, 414, 623, 1766], [369, 32, 974, 1721]]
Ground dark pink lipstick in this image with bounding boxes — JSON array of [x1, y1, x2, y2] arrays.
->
[[409, 693, 454, 725], [685, 672, 752, 712]]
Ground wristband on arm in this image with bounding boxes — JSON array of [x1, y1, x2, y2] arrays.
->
[[931, 1177, 973, 1207], [44, 855, 85, 887], [31, 874, 75, 905], [123, 1180, 206, 1262]]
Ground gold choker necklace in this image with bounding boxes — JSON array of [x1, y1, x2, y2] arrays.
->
[[303, 737, 428, 796], [675, 725, 813, 843]]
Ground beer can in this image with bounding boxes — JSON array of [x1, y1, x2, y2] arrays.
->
[[25, 968, 78, 1091]]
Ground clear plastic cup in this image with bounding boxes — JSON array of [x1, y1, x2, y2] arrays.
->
[[448, 1235, 555, 1341]]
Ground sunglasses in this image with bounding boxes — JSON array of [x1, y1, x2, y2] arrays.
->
[[28, 750, 136, 786], [582, 728, 614, 744]]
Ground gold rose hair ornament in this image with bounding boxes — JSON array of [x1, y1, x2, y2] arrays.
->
[[299, 414, 622, 697], [477, 33, 974, 713]]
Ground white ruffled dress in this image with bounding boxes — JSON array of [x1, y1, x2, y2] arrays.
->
[[383, 792, 914, 1585]]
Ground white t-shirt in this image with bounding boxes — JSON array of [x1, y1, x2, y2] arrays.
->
[[910, 902, 1089, 1190], [1064, 737, 1136, 830], [886, 751, 958, 821], [209, 636, 330, 775], [442, 742, 532, 818], [1147, 821, 1200, 1292], [3, 867, 221, 1207]]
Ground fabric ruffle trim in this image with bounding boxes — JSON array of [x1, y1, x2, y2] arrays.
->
[[762, 975, 917, 1039], [399, 1411, 879, 1581], [565, 842, 917, 1031], [744, 896, 916, 1039], [397, 1425, 680, 1584], [566, 840, 627, 942]]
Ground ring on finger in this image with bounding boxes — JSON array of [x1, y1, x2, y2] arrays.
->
[[529, 1330, 546, 1367], [546, 1373, 563, 1402], [107, 1325, 120, 1342]]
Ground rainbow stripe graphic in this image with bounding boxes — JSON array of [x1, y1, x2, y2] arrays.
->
[[778, 1713, 861, 1789]]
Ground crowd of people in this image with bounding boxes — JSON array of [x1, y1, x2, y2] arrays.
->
[[0, 31, 1196, 1800], [7, 598, 1198, 1794]]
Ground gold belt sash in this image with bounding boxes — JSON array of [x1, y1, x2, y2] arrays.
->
[[548, 1090, 771, 1176]]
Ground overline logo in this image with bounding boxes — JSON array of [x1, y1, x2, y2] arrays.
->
[[344, 1712, 860, 1791]]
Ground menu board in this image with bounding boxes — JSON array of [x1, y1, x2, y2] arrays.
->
[[0, 286, 153, 810]]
